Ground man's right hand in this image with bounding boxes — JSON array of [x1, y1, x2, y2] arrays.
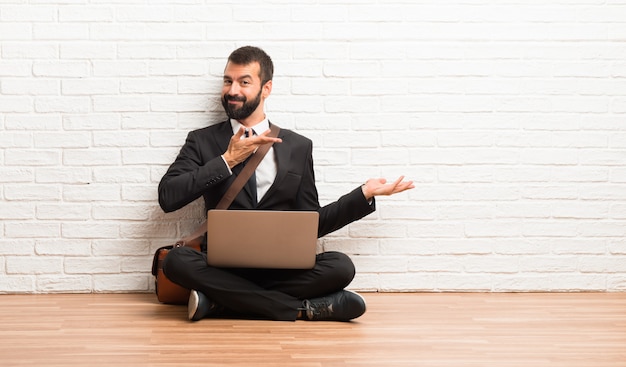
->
[[222, 127, 282, 169]]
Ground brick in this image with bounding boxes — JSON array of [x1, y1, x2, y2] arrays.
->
[[35, 239, 91, 256], [0, 132, 31, 148], [58, 6, 113, 22], [33, 24, 89, 40], [6, 256, 63, 274], [0, 96, 32, 112], [437, 274, 493, 292], [0, 167, 34, 183], [4, 184, 61, 201], [121, 256, 152, 273], [62, 79, 119, 95], [149, 131, 190, 147], [122, 148, 180, 165], [522, 221, 580, 237], [37, 276, 92, 293], [0, 23, 32, 40], [408, 256, 464, 272], [145, 24, 203, 41], [150, 95, 207, 112], [93, 95, 150, 112], [60, 42, 116, 59], [0, 239, 35, 255], [493, 275, 553, 292], [177, 43, 235, 59], [1, 42, 58, 59], [93, 61, 147, 77], [63, 149, 121, 166], [549, 274, 607, 291], [63, 114, 120, 130], [0, 62, 32, 77], [0, 6, 57, 21], [93, 167, 150, 183], [118, 43, 176, 59], [0, 276, 34, 293], [93, 131, 149, 147], [92, 204, 152, 220], [378, 273, 437, 291], [63, 184, 120, 202], [322, 238, 379, 255], [35, 97, 90, 113], [122, 185, 158, 202], [33, 62, 89, 80], [35, 167, 91, 184], [0, 203, 35, 219], [34, 132, 90, 148], [380, 239, 438, 256], [62, 223, 119, 239], [121, 113, 178, 130], [36, 203, 91, 221], [65, 257, 120, 274], [2, 79, 59, 95], [92, 240, 149, 256], [120, 79, 176, 94], [94, 274, 148, 292], [90, 24, 147, 41], [5, 149, 60, 166], [119, 222, 177, 239]]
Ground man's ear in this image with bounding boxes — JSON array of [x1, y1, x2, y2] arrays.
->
[[262, 80, 272, 98]]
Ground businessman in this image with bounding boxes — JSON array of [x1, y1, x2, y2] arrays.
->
[[159, 46, 414, 322]]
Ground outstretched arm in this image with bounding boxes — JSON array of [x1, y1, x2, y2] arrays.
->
[[361, 176, 415, 201]]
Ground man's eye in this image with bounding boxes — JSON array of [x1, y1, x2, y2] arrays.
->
[[224, 80, 232, 85]]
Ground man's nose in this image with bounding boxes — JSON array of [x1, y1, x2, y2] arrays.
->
[[227, 83, 240, 95]]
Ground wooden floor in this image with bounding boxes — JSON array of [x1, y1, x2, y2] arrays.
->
[[0, 293, 624, 367]]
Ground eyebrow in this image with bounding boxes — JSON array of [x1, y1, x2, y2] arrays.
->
[[223, 74, 253, 81]]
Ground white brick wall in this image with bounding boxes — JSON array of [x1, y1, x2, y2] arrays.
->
[[1, 1, 625, 294]]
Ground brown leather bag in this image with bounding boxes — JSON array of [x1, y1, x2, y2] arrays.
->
[[151, 234, 203, 304], [151, 124, 280, 304]]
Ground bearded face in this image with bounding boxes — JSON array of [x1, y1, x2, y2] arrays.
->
[[221, 88, 263, 121]]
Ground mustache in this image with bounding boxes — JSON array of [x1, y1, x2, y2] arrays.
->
[[224, 95, 246, 102]]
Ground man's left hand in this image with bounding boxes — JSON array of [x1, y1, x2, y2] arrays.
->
[[361, 176, 415, 201]]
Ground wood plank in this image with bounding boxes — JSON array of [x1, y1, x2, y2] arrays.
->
[[0, 293, 624, 366]]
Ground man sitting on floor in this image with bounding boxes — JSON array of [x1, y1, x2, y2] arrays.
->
[[158, 46, 414, 322]]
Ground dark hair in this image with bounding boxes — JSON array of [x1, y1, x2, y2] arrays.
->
[[227, 46, 274, 85]]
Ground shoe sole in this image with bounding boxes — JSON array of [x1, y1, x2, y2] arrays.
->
[[188, 290, 200, 321]]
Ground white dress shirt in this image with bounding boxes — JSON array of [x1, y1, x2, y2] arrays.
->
[[228, 118, 277, 202]]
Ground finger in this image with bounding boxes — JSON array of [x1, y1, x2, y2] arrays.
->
[[234, 127, 246, 140], [257, 136, 282, 144], [252, 132, 282, 144], [396, 181, 415, 193]]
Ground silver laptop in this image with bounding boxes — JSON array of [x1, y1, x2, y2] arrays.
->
[[206, 210, 319, 269]]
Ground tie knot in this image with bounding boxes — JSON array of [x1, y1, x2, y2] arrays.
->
[[244, 128, 255, 138]]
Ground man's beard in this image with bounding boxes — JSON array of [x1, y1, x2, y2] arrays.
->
[[221, 89, 262, 121]]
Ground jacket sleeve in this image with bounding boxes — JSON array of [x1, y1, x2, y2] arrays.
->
[[158, 130, 231, 213], [317, 187, 376, 238]]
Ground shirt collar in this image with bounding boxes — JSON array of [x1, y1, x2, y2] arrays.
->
[[230, 117, 270, 136]]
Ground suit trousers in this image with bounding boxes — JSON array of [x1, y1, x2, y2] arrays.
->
[[162, 246, 356, 321]]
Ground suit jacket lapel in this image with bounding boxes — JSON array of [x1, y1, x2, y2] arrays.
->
[[213, 120, 232, 159], [213, 120, 254, 204]]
